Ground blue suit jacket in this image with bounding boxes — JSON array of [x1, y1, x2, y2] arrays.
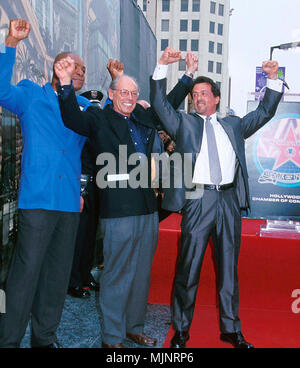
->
[[0, 46, 90, 212]]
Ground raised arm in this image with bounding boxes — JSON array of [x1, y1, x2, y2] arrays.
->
[[0, 19, 31, 115], [150, 47, 184, 139], [166, 51, 198, 109], [55, 56, 99, 137], [241, 60, 283, 138]]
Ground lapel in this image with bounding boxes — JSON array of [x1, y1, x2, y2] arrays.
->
[[217, 117, 239, 156], [191, 112, 204, 153]]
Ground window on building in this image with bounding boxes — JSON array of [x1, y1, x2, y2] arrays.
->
[[218, 23, 223, 35], [191, 39, 199, 51], [179, 59, 186, 71], [209, 41, 214, 53], [219, 3, 224, 16], [181, 0, 188, 11], [162, 0, 170, 12], [192, 0, 200, 12], [209, 21, 215, 34], [179, 39, 187, 51], [216, 62, 222, 74], [143, 0, 147, 11], [210, 1, 216, 14], [208, 60, 214, 73], [216, 81, 221, 90], [161, 19, 169, 32], [161, 39, 169, 51], [217, 42, 223, 55], [192, 20, 199, 32], [180, 19, 188, 32]]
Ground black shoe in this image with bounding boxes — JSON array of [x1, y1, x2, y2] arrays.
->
[[83, 280, 100, 292], [67, 286, 91, 298], [220, 332, 254, 348], [32, 341, 62, 348], [170, 331, 190, 348]]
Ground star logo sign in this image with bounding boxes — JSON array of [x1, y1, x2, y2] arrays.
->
[[270, 123, 300, 170]]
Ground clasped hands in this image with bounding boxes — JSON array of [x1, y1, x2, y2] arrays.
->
[[159, 46, 198, 75]]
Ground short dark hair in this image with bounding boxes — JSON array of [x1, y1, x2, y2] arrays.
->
[[190, 76, 221, 110], [191, 76, 221, 99]]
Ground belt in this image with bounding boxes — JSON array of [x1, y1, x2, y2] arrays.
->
[[202, 183, 234, 191]]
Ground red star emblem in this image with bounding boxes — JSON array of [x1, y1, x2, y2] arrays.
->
[[269, 123, 300, 170]]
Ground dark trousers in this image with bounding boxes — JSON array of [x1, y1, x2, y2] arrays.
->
[[172, 188, 242, 333], [0, 209, 79, 347], [99, 212, 159, 345], [69, 206, 99, 288]]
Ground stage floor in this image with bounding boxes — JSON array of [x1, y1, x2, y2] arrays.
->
[[149, 214, 300, 348]]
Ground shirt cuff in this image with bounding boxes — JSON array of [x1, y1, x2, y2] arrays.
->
[[266, 78, 283, 93], [0, 43, 6, 53], [152, 64, 168, 80]]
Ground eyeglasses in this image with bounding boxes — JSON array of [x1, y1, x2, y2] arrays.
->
[[114, 89, 139, 98]]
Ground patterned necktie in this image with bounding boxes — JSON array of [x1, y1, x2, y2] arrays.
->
[[205, 116, 222, 185]]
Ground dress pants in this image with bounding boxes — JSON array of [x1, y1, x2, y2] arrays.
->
[[69, 183, 100, 288], [99, 212, 158, 345], [172, 188, 242, 333], [0, 209, 80, 347]]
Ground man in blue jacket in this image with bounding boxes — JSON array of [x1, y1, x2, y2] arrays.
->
[[0, 19, 90, 348]]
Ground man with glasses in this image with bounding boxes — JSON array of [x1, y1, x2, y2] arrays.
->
[[54, 52, 198, 348]]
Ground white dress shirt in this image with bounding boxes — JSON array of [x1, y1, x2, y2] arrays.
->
[[192, 113, 236, 185]]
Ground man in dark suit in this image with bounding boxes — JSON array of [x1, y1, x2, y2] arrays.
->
[[150, 47, 283, 348], [54, 53, 197, 348]]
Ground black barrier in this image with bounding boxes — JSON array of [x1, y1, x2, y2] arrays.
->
[[120, 0, 157, 101]]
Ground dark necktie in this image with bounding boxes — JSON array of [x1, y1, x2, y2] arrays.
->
[[205, 116, 222, 185]]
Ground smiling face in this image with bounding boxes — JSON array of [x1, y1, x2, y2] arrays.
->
[[192, 82, 220, 116], [69, 54, 86, 91], [108, 75, 138, 117]]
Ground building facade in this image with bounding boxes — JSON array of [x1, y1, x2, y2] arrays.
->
[[137, 0, 231, 115]]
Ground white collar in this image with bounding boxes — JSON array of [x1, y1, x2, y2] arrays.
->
[[196, 112, 217, 122]]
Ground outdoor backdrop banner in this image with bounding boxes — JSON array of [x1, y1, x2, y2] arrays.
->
[[245, 101, 300, 220]]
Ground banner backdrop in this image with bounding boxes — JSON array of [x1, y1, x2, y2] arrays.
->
[[245, 101, 300, 220], [255, 66, 285, 100]]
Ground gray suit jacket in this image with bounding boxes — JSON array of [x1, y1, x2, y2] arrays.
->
[[150, 78, 283, 212]]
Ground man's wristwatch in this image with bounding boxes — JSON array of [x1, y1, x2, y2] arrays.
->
[[185, 71, 194, 78]]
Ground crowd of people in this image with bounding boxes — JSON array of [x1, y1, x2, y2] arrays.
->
[[0, 19, 283, 348]]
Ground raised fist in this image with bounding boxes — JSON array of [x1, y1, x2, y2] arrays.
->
[[185, 51, 198, 74], [5, 19, 30, 47], [262, 60, 279, 80], [54, 56, 75, 85], [107, 59, 124, 80], [159, 47, 182, 65]]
